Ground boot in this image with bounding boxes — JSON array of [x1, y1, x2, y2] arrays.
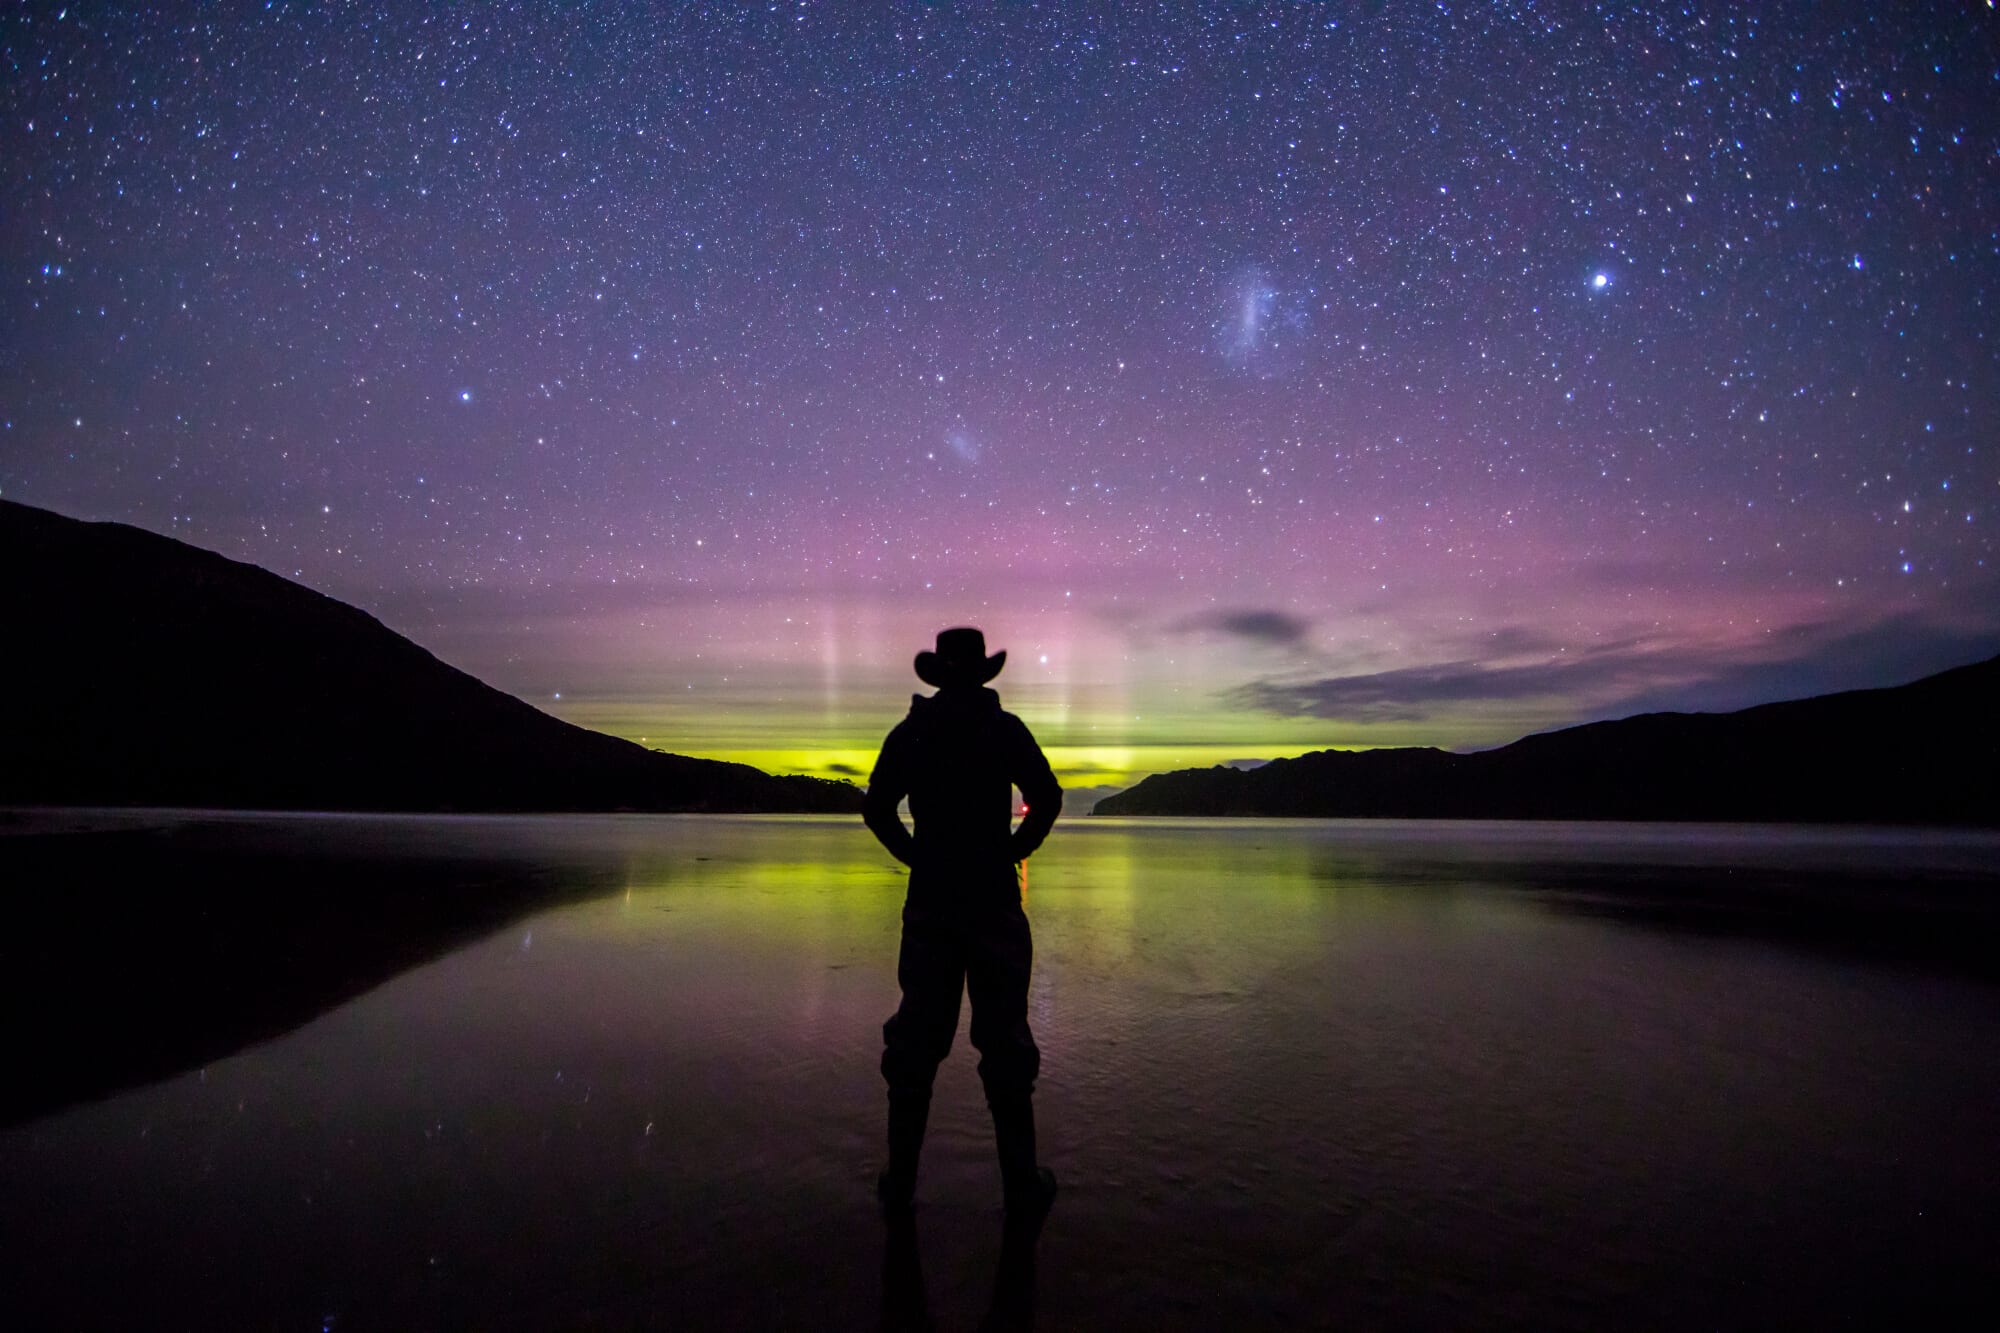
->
[[988, 1095, 1058, 1219], [877, 1090, 930, 1211]]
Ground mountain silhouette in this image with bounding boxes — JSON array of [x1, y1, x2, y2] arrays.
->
[[0, 500, 859, 813], [1094, 654, 1999, 825]]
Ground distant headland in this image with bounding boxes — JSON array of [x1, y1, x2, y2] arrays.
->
[[1093, 653, 1999, 826], [9, 496, 1995, 827], [0, 500, 860, 814]]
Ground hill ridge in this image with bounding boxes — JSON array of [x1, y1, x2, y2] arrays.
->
[[0, 499, 860, 814], [1094, 653, 1999, 825]]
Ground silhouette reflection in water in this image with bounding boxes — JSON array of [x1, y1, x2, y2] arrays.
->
[[0, 813, 620, 1127], [881, 1206, 1050, 1332], [863, 627, 1062, 1224]]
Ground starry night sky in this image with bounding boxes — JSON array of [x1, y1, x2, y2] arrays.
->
[[5, 3, 1997, 793]]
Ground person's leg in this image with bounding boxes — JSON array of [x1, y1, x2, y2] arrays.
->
[[878, 910, 965, 1207], [966, 901, 1055, 1215], [965, 901, 1039, 1095]]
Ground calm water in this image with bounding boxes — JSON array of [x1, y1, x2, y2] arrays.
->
[[3, 811, 1997, 1330]]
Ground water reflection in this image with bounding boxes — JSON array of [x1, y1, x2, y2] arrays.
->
[[0, 811, 626, 1126], [879, 1199, 1048, 1331], [0, 811, 1996, 1330]]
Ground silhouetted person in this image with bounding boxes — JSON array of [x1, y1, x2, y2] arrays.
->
[[864, 627, 1061, 1219]]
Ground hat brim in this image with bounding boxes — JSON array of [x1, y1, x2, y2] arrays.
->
[[915, 648, 1006, 688]]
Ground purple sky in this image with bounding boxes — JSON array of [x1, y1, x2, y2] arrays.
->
[[5, 3, 1996, 790]]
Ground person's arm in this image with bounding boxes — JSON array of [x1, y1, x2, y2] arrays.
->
[[862, 726, 919, 866], [1008, 718, 1062, 862]]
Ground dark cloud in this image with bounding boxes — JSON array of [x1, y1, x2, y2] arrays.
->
[[1059, 784, 1128, 814], [1231, 657, 1622, 722], [1171, 609, 1311, 647], [824, 762, 863, 776], [1052, 760, 1122, 776], [1231, 613, 2000, 726]]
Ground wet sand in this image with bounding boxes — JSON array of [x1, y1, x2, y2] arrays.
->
[[3, 811, 1997, 1329]]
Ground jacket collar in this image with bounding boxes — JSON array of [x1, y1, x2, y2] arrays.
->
[[911, 685, 1001, 716]]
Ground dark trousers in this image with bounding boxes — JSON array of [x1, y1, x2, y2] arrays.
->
[[881, 892, 1040, 1104]]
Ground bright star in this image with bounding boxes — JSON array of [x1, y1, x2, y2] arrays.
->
[[1592, 272, 1610, 290]]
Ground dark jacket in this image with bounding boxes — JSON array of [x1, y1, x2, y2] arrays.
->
[[863, 685, 1061, 889]]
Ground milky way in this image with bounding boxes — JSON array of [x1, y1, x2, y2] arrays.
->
[[5, 4, 1996, 789]]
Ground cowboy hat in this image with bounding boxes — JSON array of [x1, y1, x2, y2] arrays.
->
[[914, 626, 1006, 688]]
